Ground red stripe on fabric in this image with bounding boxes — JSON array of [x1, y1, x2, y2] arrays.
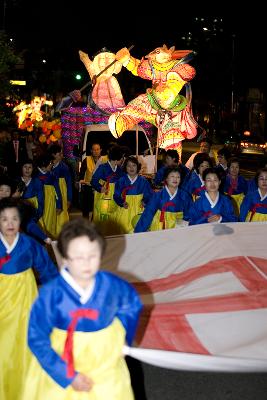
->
[[136, 312, 209, 354], [133, 256, 267, 294]]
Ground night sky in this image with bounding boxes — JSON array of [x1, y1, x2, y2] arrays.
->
[[4, 3, 266, 96]]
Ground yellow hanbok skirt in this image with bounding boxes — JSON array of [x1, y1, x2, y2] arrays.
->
[[56, 178, 70, 237], [22, 318, 134, 400], [228, 193, 244, 216], [38, 185, 57, 239], [114, 194, 143, 234], [93, 182, 120, 236], [246, 211, 267, 222], [0, 269, 38, 400], [149, 210, 183, 231]]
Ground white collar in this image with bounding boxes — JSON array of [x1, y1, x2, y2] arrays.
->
[[37, 167, 47, 174], [108, 160, 117, 172], [61, 267, 95, 304], [53, 161, 60, 168], [22, 177, 32, 186], [205, 191, 219, 208], [127, 175, 138, 184], [258, 188, 267, 201], [0, 232, 20, 254], [165, 186, 178, 200]]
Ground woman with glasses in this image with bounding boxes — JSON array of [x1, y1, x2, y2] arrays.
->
[[240, 168, 267, 222]]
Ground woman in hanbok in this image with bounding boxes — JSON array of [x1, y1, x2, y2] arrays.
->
[[223, 157, 248, 216], [189, 168, 238, 225], [22, 217, 143, 400], [134, 166, 193, 232], [0, 197, 58, 400], [16, 158, 44, 221], [239, 168, 267, 222], [35, 154, 62, 239], [49, 144, 72, 236], [113, 156, 153, 233], [0, 176, 51, 244], [91, 145, 125, 236], [183, 153, 213, 201]]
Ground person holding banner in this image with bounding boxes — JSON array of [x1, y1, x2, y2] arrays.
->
[[189, 168, 238, 225], [134, 166, 193, 232], [239, 167, 267, 222], [113, 156, 153, 233], [23, 217, 143, 399]]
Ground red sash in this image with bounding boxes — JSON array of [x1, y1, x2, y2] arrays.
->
[[227, 176, 238, 196], [122, 185, 135, 202], [105, 173, 116, 195], [0, 254, 11, 270], [62, 308, 99, 378], [160, 201, 175, 229], [249, 203, 267, 222], [193, 185, 205, 196], [202, 210, 213, 219]]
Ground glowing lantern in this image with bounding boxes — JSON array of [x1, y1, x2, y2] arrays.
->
[[39, 134, 47, 143]]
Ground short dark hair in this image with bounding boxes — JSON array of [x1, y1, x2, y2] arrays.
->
[[124, 156, 141, 173], [166, 149, 179, 163], [202, 167, 221, 182], [227, 157, 240, 168], [108, 145, 124, 161], [163, 166, 181, 180], [48, 144, 62, 157], [255, 167, 267, 187], [57, 217, 106, 258], [217, 147, 231, 159], [0, 197, 22, 220], [194, 153, 213, 172]]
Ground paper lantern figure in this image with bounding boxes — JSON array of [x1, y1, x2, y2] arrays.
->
[[108, 45, 198, 157], [79, 48, 125, 113]]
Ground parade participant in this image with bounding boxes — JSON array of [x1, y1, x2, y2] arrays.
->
[[0, 176, 51, 244], [113, 156, 153, 233], [185, 139, 215, 170], [189, 168, 238, 225], [134, 167, 193, 232], [91, 144, 125, 235], [79, 142, 108, 220], [223, 157, 248, 216], [0, 197, 58, 400], [153, 149, 189, 188], [35, 154, 62, 239], [239, 168, 267, 222], [15, 158, 44, 221], [183, 153, 213, 201], [49, 144, 72, 236], [23, 217, 143, 399]]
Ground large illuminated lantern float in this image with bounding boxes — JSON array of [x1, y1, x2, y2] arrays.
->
[[108, 45, 198, 159]]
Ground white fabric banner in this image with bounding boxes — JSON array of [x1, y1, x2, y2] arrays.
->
[[52, 222, 267, 372]]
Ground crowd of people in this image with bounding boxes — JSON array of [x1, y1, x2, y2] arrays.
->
[[79, 138, 267, 235], [1, 129, 267, 399]]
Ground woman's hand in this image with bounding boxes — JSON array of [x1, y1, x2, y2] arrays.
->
[[207, 214, 221, 223], [71, 373, 94, 392]]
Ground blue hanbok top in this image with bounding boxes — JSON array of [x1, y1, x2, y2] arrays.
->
[[27, 270, 143, 388], [91, 162, 125, 193], [114, 175, 153, 207], [134, 186, 193, 232], [189, 191, 238, 225], [0, 232, 58, 282]]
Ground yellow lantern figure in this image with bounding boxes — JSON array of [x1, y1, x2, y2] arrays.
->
[[108, 45, 198, 157]]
